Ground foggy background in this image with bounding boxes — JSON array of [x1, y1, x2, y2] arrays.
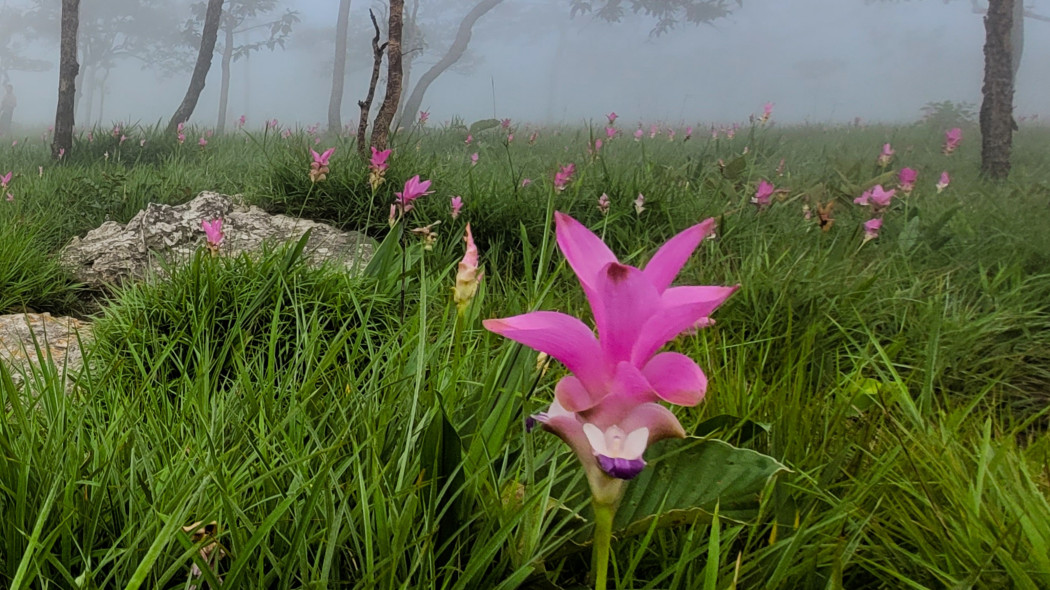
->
[[2, 0, 1047, 128]]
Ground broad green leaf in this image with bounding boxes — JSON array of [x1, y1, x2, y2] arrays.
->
[[469, 118, 501, 134], [898, 216, 921, 252]]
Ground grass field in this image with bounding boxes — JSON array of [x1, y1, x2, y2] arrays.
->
[[1, 115, 1049, 589]]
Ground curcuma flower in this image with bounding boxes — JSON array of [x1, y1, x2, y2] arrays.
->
[[484, 212, 737, 504], [201, 218, 224, 253], [752, 179, 775, 208], [936, 171, 950, 193], [554, 163, 575, 192], [393, 175, 433, 218], [898, 167, 917, 195], [369, 147, 391, 190], [453, 224, 483, 312], [943, 128, 962, 155], [309, 147, 335, 183]]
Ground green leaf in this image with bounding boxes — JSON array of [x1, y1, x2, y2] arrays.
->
[[553, 437, 788, 552], [720, 156, 748, 181], [469, 119, 501, 134], [898, 216, 921, 252]]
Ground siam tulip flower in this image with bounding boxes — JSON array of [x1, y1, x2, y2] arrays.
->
[[634, 193, 646, 215], [943, 127, 962, 155], [598, 193, 610, 215], [465, 134, 473, 145], [483, 213, 736, 585], [198, 137, 208, 148], [606, 112, 617, 125], [282, 128, 292, 139], [452, 224, 483, 313], [450, 195, 463, 219], [201, 218, 224, 253], [177, 133, 186, 144], [877, 143, 894, 167], [936, 171, 950, 193], [140, 139, 146, 147], [238, 115, 246, 128], [605, 127, 617, 140], [177, 122, 185, 134], [898, 167, 917, 195], [529, 131, 538, 145], [5, 193, 11, 202], [667, 129, 676, 142], [507, 133, 514, 143], [418, 110, 429, 125], [593, 138, 602, 153], [500, 118, 511, 129], [369, 146, 392, 189], [634, 128, 643, 141], [309, 147, 335, 183], [393, 175, 433, 217], [726, 127, 736, 140], [10, 140, 15, 147], [684, 126, 693, 141], [649, 124, 658, 139], [863, 217, 883, 243], [521, 178, 532, 188], [268, 118, 279, 129], [760, 101, 774, 124], [119, 134, 127, 145], [0, 172, 11, 189], [470, 152, 479, 166], [554, 163, 576, 192], [411, 220, 440, 250], [854, 184, 895, 211], [752, 179, 775, 208], [58, 148, 65, 159]]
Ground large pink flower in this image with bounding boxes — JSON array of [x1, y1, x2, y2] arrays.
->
[[393, 175, 433, 214], [484, 213, 736, 487]]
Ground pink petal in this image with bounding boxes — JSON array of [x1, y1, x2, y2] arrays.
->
[[631, 285, 739, 364], [620, 403, 686, 444], [593, 262, 662, 363], [483, 311, 607, 390], [554, 375, 599, 413], [642, 218, 716, 292], [555, 211, 618, 290], [641, 352, 707, 406]]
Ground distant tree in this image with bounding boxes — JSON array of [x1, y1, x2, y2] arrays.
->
[[328, 0, 352, 134], [0, 6, 53, 80], [398, 0, 505, 128], [980, 0, 1013, 179], [569, 0, 739, 36], [168, 0, 224, 132], [53, 0, 80, 160]]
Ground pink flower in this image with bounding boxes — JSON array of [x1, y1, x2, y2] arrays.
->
[[470, 152, 479, 166], [483, 212, 735, 490], [453, 224, 483, 312], [393, 175, 433, 215], [598, 193, 610, 215], [419, 111, 430, 125], [634, 193, 646, 215], [201, 218, 224, 250], [761, 101, 774, 123], [369, 146, 391, 172], [177, 133, 186, 145], [898, 167, 917, 194], [177, 122, 185, 133], [465, 134, 473, 145], [311, 147, 335, 167], [554, 163, 576, 192], [198, 137, 208, 147], [863, 217, 883, 243], [936, 171, 950, 193], [507, 133, 514, 143], [268, 118, 279, 129], [605, 127, 617, 140], [5, 193, 12, 202], [649, 124, 658, 139], [684, 126, 693, 141], [238, 115, 246, 127], [943, 128, 962, 155], [854, 185, 895, 211], [451, 195, 463, 219], [634, 129, 643, 141], [667, 129, 676, 142], [119, 134, 127, 145], [0, 172, 11, 188], [521, 178, 532, 188], [752, 179, 775, 207], [593, 139, 602, 152], [606, 112, 618, 125], [877, 143, 894, 167], [529, 131, 538, 145], [500, 118, 511, 129]]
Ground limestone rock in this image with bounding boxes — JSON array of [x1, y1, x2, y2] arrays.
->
[[0, 313, 89, 389], [60, 191, 375, 290]]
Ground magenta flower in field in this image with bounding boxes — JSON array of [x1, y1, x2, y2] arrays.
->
[[484, 212, 735, 490], [598, 193, 610, 216], [593, 139, 603, 153], [312, 147, 335, 167], [943, 128, 962, 155], [554, 163, 575, 192], [465, 134, 473, 146], [649, 124, 658, 139], [521, 178, 532, 188], [0, 172, 11, 188], [507, 133, 514, 143], [369, 146, 391, 172], [854, 185, 895, 211], [529, 131, 538, 145], [500, 118, 511, 129], [633, 193, 645, 215], [198, 137, 207, 148], [877, 143, 894, 167], [238, 115, 246, 128], [309, 147, 335, 183], [453, 224, 483, 312], [936, 171, 950, 193], [898, 167, 917, 195], [684, 126, 693, 141], [394, 175, 433, 215], [419, 111, 430, 125], [606, 112, 618, 125], [605, 127, 617, 140], [752, 179, 775, 208], [451, 195, 463, 219], [201, 218, 224, 252], [863, 217, 883, 243], [761, 101, 774, 124], [470, 152, 479, 166], [633, 128, 643, 141]]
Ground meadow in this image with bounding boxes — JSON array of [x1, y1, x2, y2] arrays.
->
[[1, 113, 1049, 589]]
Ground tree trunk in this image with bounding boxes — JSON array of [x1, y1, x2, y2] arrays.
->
[[52, 0, 80, 160], [398, 0, 504, 129], [217, 20, 233, 133], [980, 0, 1014, 179], [328, 0, 352, 135], [370, 0, 404, 151], [357, 10, 386, 158], [97, 67, 109, 122], [81, 63, 96, 126], [167, 0, 224, 133]]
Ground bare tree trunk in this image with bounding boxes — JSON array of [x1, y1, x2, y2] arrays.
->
[[357, 10, 387, 158], [370, 0, 404, 151], [52, 0, 80, 160], [398, 0, 504, 130], [97, 67, 109, 122], [81, 63, 96, 126], [217, 20, 234, 133], [980, 0, 1014, 179], [328, 0, 352, 135], [167, 0, 224, 133]]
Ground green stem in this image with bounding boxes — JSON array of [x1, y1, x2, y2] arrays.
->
[[592, 500, 616, 590]]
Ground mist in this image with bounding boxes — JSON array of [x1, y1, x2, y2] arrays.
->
[[1, 0, 1047, 128]]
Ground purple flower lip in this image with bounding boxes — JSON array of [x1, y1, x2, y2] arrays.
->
[[597, 455, 646, 480]]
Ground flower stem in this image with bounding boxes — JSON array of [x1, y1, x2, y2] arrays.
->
[[592, 500, 616, 590]]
